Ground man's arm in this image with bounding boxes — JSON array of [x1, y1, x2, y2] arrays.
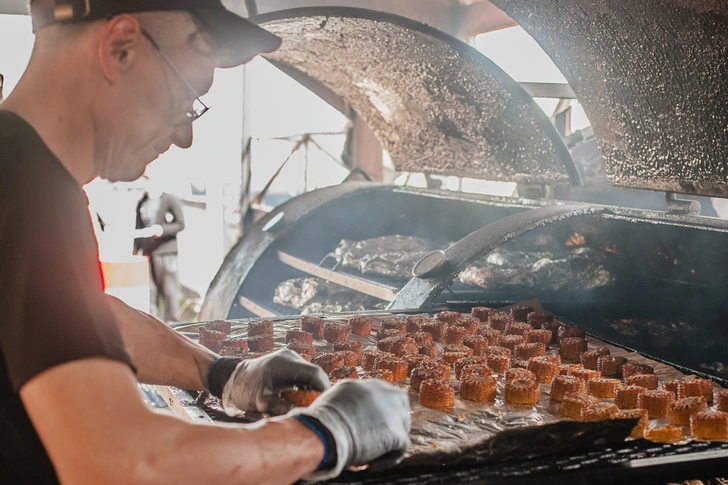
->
[[21, 358, 324, 485], [107, 294, 213, 390]]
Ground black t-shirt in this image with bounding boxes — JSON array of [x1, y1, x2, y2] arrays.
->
[[0, 111, 135, 483]]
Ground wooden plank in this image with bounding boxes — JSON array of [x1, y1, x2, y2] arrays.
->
[[238, 296, 278, 318], [277, 251, 397, 301]]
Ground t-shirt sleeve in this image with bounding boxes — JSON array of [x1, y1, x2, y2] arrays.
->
[[0, 176, 135, 391]]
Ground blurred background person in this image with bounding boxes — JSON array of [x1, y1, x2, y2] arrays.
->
[[135, 177, 185, 324]]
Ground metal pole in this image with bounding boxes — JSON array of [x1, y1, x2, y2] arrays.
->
[[243, 0, 258, 16]]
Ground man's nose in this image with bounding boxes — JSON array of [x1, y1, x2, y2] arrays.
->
[[172, 123, 193, 149]]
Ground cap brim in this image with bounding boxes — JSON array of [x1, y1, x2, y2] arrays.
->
[[192, 8, 281, 68]]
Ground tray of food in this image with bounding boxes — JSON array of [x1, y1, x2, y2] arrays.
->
[[191, 305, 728, 469]]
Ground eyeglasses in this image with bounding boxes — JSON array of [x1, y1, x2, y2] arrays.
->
[[140, 28, 210, 122]]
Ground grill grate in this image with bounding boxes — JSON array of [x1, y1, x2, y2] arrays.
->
[[186, 312, 728, 483], [319, 441, 728, 485]]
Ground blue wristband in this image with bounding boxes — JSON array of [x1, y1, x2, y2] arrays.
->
[[206, 356, 226, 386], [293, 415, 335, 471]]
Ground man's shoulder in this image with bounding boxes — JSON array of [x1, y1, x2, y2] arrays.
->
[[0, 110, 35, 145], [0, 111, 82, 206], [0, 111, 46, 175], [0, 111, 29, 161]]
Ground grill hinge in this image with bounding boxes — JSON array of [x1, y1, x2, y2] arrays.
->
[[665, 192, 701, 215]]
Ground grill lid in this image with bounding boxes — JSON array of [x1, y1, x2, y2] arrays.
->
[[490, 0, 728, 197], [253, 7, 581, 186]]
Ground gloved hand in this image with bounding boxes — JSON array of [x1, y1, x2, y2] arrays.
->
[[221, 349, 330, 416], [291, 378, 411, 481]]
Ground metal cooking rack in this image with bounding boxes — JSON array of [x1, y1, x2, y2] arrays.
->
[[169, 313, 728, 484], [317, 441, 728, 485]]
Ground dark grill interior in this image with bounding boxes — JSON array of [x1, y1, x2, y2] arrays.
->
[[224, 187, 531, 317], [204, 185, 728, 383]]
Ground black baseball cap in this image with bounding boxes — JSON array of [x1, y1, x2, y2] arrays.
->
[[32, 0, 281, 68]]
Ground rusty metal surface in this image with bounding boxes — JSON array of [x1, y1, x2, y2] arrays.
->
[[253, 7, 579, 185], [490, 0, 728, 197]]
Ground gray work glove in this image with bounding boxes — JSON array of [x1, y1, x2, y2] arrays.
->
[[222, 349, 330, 416], [292, 378, 411, 481]]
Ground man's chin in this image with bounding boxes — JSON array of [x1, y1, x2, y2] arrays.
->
[[102, 154, 158, 183], [104, 173, 143, 183]]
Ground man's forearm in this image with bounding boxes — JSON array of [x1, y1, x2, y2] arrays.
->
[[143, 414, 324, 485], [107, 295, 215, 390], [123, 410, 324, 485], [22, 359, 324, 485]]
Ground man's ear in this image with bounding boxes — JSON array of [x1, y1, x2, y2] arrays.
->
[[98, 15, 143, 82]]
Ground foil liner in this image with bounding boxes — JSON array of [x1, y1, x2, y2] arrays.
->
[[334, 235, 441, 279], [329, 233, 614, 292], [273, 277, 386, 314], [385, 419, 635, 470], [189, 313, 726, 474], [459, 246, 614, 291]]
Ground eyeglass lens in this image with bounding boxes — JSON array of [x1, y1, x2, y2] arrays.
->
[[140, 28, 210, 122]]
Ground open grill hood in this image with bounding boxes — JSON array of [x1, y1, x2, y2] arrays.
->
[[253, 7, 581, 186], [253, 4, 728, 197], [489, 0, 728, 197]]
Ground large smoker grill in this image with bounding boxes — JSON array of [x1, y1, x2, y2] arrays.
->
[[190, 3, 728, 483]]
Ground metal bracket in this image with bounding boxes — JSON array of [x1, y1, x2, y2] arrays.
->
[[665, 192, 701, 215], [261, 211, 284, 232], [412, 250, 448, 279]]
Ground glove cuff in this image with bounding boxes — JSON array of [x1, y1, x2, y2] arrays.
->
[[292, 408, 351, 481], [206, 357, 242, 398], [292, 415, 337, 471]]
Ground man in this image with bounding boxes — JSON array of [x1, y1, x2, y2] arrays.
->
[[0, 1, 411, 484], [135, 177, 185, 323]]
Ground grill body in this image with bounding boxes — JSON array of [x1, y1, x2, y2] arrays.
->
[[196, 5, 728, 482]]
